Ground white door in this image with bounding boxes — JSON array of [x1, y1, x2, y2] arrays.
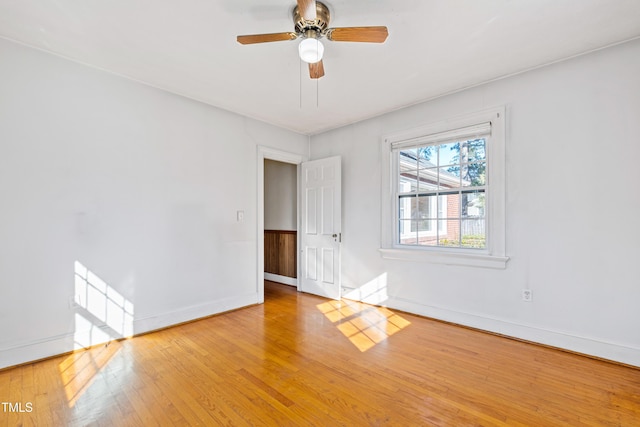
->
[[300, 156, 341, 300]]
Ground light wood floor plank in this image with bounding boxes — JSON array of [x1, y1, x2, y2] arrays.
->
[[1, 281, 639, 426]]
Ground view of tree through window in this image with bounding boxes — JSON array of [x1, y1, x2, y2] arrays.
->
[[397, 138, 487, 248]]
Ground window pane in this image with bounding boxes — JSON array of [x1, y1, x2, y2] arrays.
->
[[460, 161, 486, 187], [417, 195, 437, 220], [440, 193, 460, 219], [462, 191, 485, 218], [439, 167, 461, 189], [438, 219, 460, 247], [399, 220, 417, 245], [399, 148, 417, 169], [398, 195, 414, 219], [416, 146, 437, 164], [438, 142, 459, 167], [417, 228, 438, 246], [398, 173, 418, 193], [417, 219, 434, 232], [417, 168, 438, 191], [464, 138, 486, 162], [461, 219, 486, 248]]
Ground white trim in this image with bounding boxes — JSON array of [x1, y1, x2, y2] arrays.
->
[[257, 146, 306, 303], [264, 272, 298, 287], [383, 296, 640, 367], [379, 248, 509, 269], [381, 106, 508, 268], [133, 293, 258, 333], [0, 292, 258, 370], [0, 333, 75, 370]]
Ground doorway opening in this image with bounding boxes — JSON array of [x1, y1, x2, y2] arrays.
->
[[264, 159, 298, 287], [256, 147, 303, 303]]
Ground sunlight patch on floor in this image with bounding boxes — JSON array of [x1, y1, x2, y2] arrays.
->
[[58, 341, 122, 408], [317, 300, 411, 352], [59, 261, 135, 408]]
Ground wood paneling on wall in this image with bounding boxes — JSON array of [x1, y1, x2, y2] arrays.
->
[[264, 230, 297, 278]]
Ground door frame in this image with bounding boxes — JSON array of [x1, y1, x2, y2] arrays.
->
[[256, 146, 306, 303]]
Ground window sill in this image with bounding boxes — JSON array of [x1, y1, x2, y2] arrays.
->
[[379, 248, 509, 269]]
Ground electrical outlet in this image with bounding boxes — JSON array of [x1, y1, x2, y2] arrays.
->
[[237, 210, 244, 222], [522, 289, 533, 302]]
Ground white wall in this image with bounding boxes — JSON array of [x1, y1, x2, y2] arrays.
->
[[0, 38, 308, 368], [2, 35, 639, 369], [309, 39, 640, 366], [264, 159, 297, 230]]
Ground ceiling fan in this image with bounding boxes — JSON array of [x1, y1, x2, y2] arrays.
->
[[237, 0, 388, 79]]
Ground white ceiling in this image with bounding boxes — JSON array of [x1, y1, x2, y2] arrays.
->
[[1, 1, 639, 135]]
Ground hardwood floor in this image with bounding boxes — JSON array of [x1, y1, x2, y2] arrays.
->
[[2, 281, 639, 426]]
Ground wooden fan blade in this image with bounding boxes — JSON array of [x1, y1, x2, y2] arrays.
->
[[296, 0, 317, 21], [309, 60, 325, 79], [327, 26, 389, 43], [237, 32, 297, 44]]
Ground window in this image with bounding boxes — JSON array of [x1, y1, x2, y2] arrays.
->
[[380, 107, 508, 269], [397, 131, 488, 248]]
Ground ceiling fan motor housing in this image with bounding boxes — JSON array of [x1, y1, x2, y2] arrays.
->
[[237, 1, 388, 79], [294, 1, 330, 36]]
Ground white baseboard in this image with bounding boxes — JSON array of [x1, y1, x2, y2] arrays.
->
[[0, 333, 76, 370], [264, 272, 298, 287], [133, 292, 258, 333], [341, 285, 640, 367], [0, 292, 258, 370], [383, 295, 640, 367]]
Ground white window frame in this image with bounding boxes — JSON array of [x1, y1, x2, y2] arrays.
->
[[380, 106, 509, 269]]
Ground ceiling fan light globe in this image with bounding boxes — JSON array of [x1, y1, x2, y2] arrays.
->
[[298, 38, 324, 63]]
